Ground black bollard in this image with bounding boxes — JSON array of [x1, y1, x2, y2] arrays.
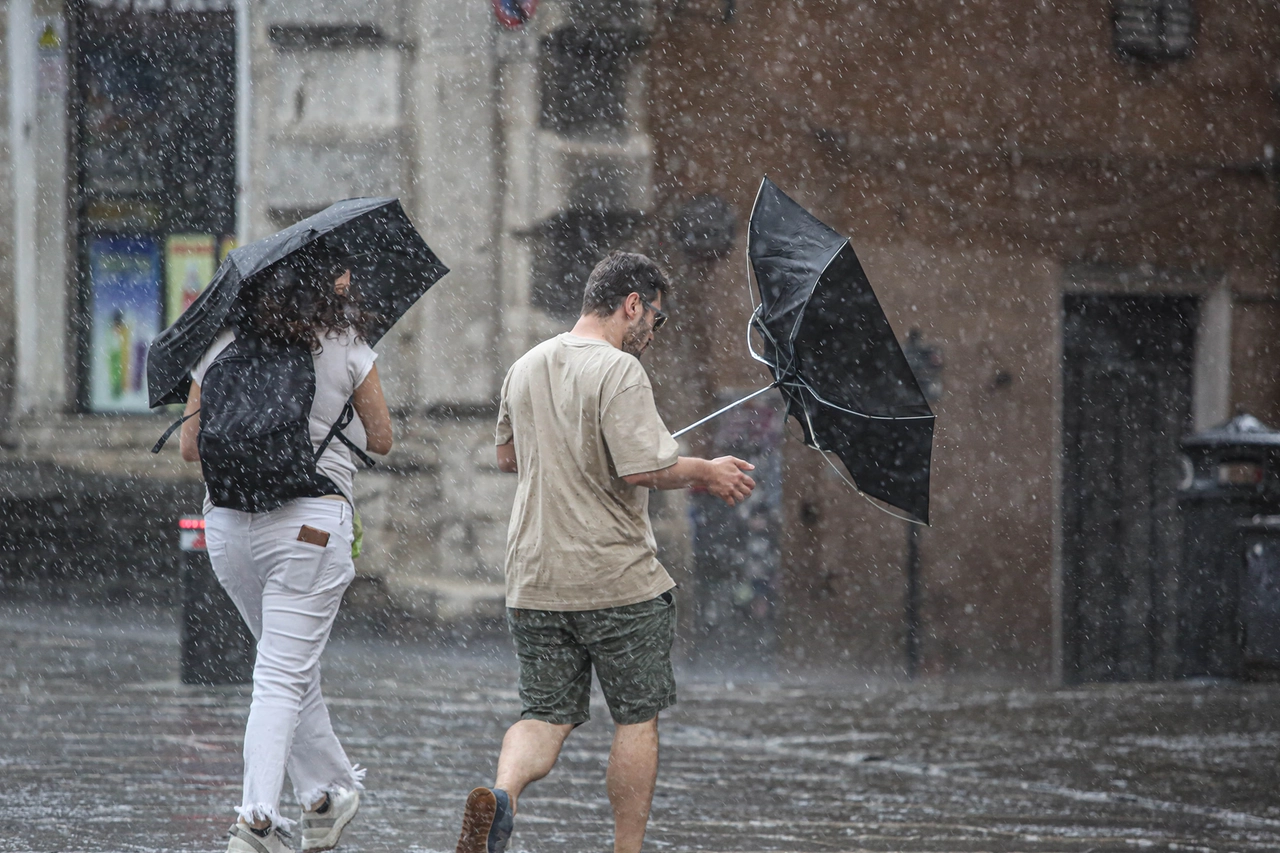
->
[[179, 516, 254, 685]]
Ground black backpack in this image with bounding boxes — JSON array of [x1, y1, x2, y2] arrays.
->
[[154, 335, 374, 513]]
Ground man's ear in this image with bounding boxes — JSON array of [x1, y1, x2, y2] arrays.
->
[[623, 291, 642, 319]]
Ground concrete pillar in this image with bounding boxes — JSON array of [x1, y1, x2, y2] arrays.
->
[[0, 0, 15, 427], [7, 0, 69, 420], [1193, 281, 1232, 432], [496, 25, 541, 368], [406, 0, 502, 407]]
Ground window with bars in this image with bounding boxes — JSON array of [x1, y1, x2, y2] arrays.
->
[[530, 209, 641, 318], [539, 26, 646, 136], [1113, 0, 1195, 62]]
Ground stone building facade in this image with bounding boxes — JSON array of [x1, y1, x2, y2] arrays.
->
[[0, 0, 669, 623], [645, 0, 1280, 680], [1, 0, 1278, 681]]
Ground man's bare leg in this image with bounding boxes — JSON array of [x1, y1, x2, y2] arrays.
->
[[606, 716, 659, 853], [493, 719, 575, 811]]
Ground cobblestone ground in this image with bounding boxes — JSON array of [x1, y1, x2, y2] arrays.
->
[[2, 603, 1279, 853]]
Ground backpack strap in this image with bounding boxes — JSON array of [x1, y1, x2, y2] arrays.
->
[[151, 410, 199, 454], [334, 429, 377, 468], [315, 399, 377, 468]]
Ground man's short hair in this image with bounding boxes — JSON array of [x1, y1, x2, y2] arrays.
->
[[581, 251, 669, 318]]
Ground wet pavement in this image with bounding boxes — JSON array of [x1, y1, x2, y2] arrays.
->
[[2, 602, 1279, 853]]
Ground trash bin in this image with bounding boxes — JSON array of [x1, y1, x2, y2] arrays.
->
[[1236, 516, 1280, 678], [1177, 413, 1280, 678], [179, 515, 253, 685]]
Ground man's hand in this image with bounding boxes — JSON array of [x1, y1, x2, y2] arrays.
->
[[625, 456, 756, 505], [704, 456, 755, 506]]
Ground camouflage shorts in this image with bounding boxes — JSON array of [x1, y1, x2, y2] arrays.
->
[[506, 592, 676, 726]]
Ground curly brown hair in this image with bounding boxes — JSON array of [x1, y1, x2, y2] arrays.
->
[[236, 252, 378, 353]]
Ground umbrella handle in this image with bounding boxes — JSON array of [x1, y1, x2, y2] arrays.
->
[[671, 384, 778, 439]]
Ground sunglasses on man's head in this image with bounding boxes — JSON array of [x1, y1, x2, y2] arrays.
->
[[643, 301, 668, 331]]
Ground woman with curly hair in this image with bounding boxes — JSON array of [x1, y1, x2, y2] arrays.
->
[[179, 255, 392, 853]]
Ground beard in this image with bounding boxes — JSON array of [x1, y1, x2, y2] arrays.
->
[[620, 316, 653, 358]]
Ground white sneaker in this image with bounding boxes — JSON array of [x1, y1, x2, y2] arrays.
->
[[300, 789, 360, 852], [227, 822, 293, 853]]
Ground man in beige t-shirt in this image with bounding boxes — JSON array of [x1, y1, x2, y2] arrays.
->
[[453, 252, 755, 853], [495, 328, 680, 610]]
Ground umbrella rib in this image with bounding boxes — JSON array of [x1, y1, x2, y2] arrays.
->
[[785, 238, 847, 347], [671, 383, 780, 439], [798, 390, 927, 524], [796, 390, 927, 524], [745, 176, 769, 319], [793, 377, 936, 422], [743, 179, 931, 525], [748, 246, 933, 423], [815, 447, 928, 525], [770, 373, 933, 422], [747, 306, 781, 369]]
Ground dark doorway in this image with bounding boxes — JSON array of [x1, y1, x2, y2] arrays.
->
[[72, 2, 236, 412], [688, 395, 785, 669], [1062, 295, 1196, 682]]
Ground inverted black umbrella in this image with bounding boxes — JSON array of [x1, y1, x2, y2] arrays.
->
[[676, 178, 935, 524], [147, 197, 448, 407]]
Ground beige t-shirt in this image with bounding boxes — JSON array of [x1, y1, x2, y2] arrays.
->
[[496, 334, 680, 611]]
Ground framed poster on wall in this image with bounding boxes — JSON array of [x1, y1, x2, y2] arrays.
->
[[165, 233, 216, 325], [88, 236, 161, 413]]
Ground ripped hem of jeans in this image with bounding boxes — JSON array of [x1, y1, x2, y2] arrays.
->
[[235, 802, 294, 831], [296, 764, 367, 812]]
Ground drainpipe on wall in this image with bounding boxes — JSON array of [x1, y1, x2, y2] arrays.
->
[[234, 0, 252, 244], [8, 0, 36, 424]]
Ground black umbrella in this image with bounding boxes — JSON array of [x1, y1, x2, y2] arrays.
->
[[676, 178, 935, 524], [147, 197, 448, 407]]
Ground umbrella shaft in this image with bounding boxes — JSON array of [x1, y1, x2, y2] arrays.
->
[[672, 384, 777, 439]]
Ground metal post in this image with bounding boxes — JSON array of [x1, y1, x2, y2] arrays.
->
[[901, 329, 940, 678], [905, 522, 921, 677]]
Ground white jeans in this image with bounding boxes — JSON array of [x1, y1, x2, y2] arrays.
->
[[205, 497, 363, 828]]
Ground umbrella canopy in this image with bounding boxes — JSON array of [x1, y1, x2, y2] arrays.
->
[[748, 177, 935, 524], [147, 197, 448, 407]]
